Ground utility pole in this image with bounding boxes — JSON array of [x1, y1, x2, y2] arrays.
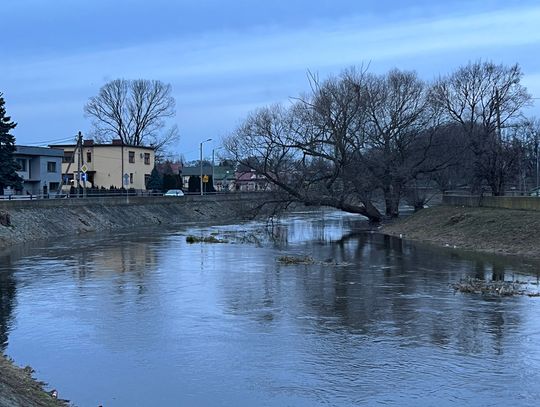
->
[[77, 131, 83, 198], [212, 148, 215, 192], [529, 100, 540, 196], [200, 138, 212, 195]]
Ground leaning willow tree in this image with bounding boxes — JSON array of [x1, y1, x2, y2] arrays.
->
[[225, 67, 442, 222]]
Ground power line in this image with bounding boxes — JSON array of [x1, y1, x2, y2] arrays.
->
[[24, 136, 77, 146]]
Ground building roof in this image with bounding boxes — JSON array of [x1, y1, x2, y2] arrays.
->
[[15, 145, 64, 157], [49, 141, 155, 151], [180, 165, 213, 176], [181, 165, 236, 180]]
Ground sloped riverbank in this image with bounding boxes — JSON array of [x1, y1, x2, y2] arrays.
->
[[382, 205, 540, 260], [0, 356, 68, 407], [0, 194, 270, 248]]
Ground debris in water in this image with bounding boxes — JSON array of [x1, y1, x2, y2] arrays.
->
[[277, 255, 352, 266], [185, 235, 228, 244], [452, 278, 539, 297], [277, 255, 315, 265]]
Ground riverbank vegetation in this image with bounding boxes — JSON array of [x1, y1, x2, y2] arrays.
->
[[225, 61, 538, 222]]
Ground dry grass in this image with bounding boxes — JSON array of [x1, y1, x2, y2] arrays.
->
[[0, 355, 69, 407], [383, 206, 540, 259]]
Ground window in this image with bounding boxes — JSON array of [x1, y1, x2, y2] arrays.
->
[[86, 151, 92, 163], [47, 161, 57, 173], [63, 152, 74, 163], [129, 151, 135, 163], [16, 159, 27, 171], [144, 152, 150, 165], [145, 174, 150, 186], [49, 182, 60, 191], [129, 173, 134, 184]]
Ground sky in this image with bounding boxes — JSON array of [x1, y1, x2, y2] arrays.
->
[[3, 0, 540, 161]]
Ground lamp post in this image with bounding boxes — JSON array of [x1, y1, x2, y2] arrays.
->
[[534, 132, 540, 196], [200, 138, 212, 195]]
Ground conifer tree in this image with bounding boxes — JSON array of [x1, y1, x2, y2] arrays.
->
[[146, 165, 163, 192], [0, 93, 22, 192]]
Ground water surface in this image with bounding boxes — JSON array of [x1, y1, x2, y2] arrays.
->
[[1, 210, 539, 406]]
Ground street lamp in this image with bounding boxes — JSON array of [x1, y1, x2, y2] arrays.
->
[[200, 138, 212, 195], [534, 132, 540, 197]]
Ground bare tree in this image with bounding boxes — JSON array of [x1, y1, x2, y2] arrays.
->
[[84, 79, 178, 152], [361, 69, 442, 216], [430, 61, 532, 195], [226, 68, 385, 221]]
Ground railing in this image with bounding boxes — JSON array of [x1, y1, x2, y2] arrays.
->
[[442, 194, 540, 211], [0, 191, 274, 209], [0, 190, 236, 200]]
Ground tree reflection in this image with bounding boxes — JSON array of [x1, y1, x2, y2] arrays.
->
[[0, 252, 17, 351]]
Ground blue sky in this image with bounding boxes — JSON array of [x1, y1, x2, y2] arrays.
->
[[3, 0, 540, 160]]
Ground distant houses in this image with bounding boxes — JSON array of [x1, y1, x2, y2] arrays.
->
[[5, 138, 270, 197], [49, 139, 155, 190], [179, 163, 236, 193], [13, 146, 63, 196]]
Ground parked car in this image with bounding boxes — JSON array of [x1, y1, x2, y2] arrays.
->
[[530, 187, 540, 197], [164, 189, 185, 197]]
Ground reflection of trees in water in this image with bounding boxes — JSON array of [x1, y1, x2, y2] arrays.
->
[[211, 221, 527, 356], [292, 233, 524, 354], [0, 253, 17, 351], [221, 263, 281, 324]]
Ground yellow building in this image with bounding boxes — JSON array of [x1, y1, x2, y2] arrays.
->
[[50, 139, 155, 190]]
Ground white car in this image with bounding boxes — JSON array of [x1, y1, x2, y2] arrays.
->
[[164, 189, 185, 197]]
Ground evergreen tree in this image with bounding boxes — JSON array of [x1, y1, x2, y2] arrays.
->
[[162, 173, 182, 191], [0, 93, 22, 192], [146, 166, 163, 191]]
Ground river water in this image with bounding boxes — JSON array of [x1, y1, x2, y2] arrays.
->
[[1, 210, 540, 407]]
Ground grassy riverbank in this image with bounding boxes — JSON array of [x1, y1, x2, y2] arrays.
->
[[382, 206, 540, 259], [0, 355, 68, 407]]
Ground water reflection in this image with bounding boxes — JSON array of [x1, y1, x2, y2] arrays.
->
[[1, 211, 540, 406], [0, 249, 18, 351]]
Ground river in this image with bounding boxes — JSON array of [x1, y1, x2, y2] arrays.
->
[[1, 210, 540, 406]]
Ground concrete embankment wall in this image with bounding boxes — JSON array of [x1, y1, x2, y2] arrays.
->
[[442, 195, 540, 211], [0, 193, 271, 248]]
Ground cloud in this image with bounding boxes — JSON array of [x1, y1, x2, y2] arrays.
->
[[6, 3, 540, 150]]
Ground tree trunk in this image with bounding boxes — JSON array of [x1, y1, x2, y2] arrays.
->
[[383, 184, 401, 218]]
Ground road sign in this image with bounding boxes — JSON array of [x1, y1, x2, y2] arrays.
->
[[202, 175, 209, 183], [81, 164, 88, 173], [123, 173, 130, 186]]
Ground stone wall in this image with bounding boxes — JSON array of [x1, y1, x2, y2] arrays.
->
[[0, 193, 272, 248]]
